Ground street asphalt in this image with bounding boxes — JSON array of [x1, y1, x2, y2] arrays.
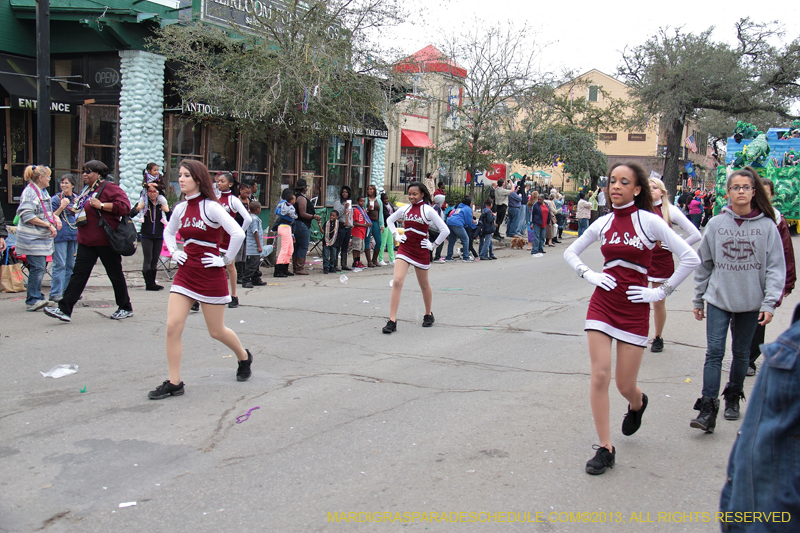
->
[[1, 228, 797, 532]]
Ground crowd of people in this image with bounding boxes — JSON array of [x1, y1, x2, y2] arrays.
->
[[3, 159, 798, 504]]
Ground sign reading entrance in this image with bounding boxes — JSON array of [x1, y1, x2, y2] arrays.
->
[[12, 96, 74, 115]]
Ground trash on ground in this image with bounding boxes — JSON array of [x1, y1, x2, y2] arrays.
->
[[339, 275, 348, 284], [685, 378, 692, 383], [40, 364, 78, 378], [440, 288, 463, 291], [389, 280, 393, 287], [236, 406, 260, 423], [118, 502, 136, 508], [267, 283, 284, 286], [222, 355, 234, 359], [79, 386, 87, 393], [239, 320, 245, 323], [362, 300, 369, 303]]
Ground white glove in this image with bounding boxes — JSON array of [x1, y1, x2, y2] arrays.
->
[[201, 252, 226, 268], [420, 238, 435, 251], [626, 285, 666, 303], [172, 250, 187, 265], [395, 233, 407, 243], [583, 270, 617, 291]]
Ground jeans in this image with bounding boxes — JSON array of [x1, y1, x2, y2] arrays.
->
[[293, 222, 310, 258], [479, 234, 493, 258], [578, 217, 590, 236], [720, 311, 800, 531], [518, 205, 528, 236], [445, 224, 470, 260], [140, 237, 162, 272], [243, 254, 261, 282], [701, 303, 760, 398], [59, 245, 132, 316], [25, 255, 47, 305], [531, 225, 546, 254], [338, 226, 352, 267], [370, 221, 382, 251], [689, 213, 702, 228], [322, 244, 339, 271], [506, 206, 520, 237], [50, 240, 77, 299]]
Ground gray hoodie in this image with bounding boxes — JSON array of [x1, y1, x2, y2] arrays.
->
[[693, 207, 786, 314]]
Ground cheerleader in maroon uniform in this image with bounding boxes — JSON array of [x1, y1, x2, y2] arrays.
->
[[648, 177, 701, 352], [382, 182, 450, 333], [563, 163, 699, 475], [148, 160, 253, 400], [216, 172, 251, 308]]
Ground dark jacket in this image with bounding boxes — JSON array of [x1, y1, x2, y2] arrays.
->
[[0, 206, 7, 240], [777, 216, 797, 306], [478, 207, 495, 235], [131, 199, 166, 240], [79, 180, 132, 248], [530, 202, 543, 227]]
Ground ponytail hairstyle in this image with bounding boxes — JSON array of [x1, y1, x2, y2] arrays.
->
[[649, 177, 671, 226], [24, 165, 51, 185], [727, 166, 775, 221], [179, 159, 219, 203], [407, 181, 432, 205], [217, 172, 238, 196], [608, 162, 653, 213]]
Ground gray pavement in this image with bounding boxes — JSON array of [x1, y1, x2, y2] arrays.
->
[[1, 233, 798, 532]]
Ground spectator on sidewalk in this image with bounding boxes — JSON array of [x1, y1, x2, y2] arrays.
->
[[445, 196, 476, 262], [507, 186, 522, 237], [492, 179, 511, 239], [478, 198, 496, 260], [322, 209, 340, 274], [332, 186, 353, 271], [242, 201, 267, 288], [351, 196, 371, 269], [378, 191, 395, 266], [50, 173, 79, 301], [577, 192, 592, 237]]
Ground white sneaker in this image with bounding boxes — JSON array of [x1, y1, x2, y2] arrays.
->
[[434, 258, 445, 263], [533, 253, 544, 258], [378, 260, 388, 266]]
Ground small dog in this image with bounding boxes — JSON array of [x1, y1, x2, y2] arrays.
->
[[510, 237, 526, 250]]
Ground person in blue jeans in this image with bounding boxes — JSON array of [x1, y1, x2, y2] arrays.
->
[[445, 196, 476, 261], [719, 304, 800, 531], [691, 167, 786, 433], [50, 174, 79, 301], [577, 191, 592, 237], [529, 192, 546, 256], [506, 187, 522, 237], [477, 198, 496, 259]]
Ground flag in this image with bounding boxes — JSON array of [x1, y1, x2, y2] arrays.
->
[[685, 161, 696, 178], [684, 134, 698, 153]]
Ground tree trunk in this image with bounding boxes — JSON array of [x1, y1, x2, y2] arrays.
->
[[662, 118, 684, 197]]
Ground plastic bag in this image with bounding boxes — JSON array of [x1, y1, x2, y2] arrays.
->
[[40, 364, 79, 378]]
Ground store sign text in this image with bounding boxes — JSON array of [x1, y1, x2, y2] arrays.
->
[[13, 97, 73, 114]]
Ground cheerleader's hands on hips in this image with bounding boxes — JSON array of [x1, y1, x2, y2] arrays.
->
[[420, 238, 435, 251], [582, 270, 617, 291], [201, 252, 227, 268], [394, 233, 407, 244], [172, 250, 188, 265], [626, 285, 666, 303]]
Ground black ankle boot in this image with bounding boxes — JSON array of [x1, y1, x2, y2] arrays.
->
[[722, 383, 745, 420], [690, 396, 719, 433], [274, 264, 287, 278]]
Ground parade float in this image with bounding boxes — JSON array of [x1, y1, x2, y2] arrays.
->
[[718, 121, 800, 229]]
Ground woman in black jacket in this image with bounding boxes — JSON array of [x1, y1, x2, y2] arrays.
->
[[131, 182, 169, 290]]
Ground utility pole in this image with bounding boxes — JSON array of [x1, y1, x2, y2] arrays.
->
[[36, 0, 51, 166]]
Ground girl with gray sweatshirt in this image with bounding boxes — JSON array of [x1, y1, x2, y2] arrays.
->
[[691, 167, 786, 434]]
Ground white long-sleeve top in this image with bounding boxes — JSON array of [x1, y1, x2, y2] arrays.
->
[[164, 194, 245, 259], [655, 201, 701, 250], [564, 204, 700, 291], [386, 202, 450, 245]]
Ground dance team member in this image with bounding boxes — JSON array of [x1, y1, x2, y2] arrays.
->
[[647, 177, 701, 352], [382, 182, 450, 334], [690, 167, 785, 431], [149, 160, 252, 400], [216, 172, 251, 309], [564, 163, 699, 474]]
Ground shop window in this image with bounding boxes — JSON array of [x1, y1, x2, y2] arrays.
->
[[327, 136, 348, 205], [400, 147, 422, 183], [350, 137, 371, 197], [302, 138, 322, 174], [6, 108, 32, 203], [207, 124, 236, 172], [351, 137, 366, 166], [52, 114, 80, 180], [82, 105, 119, 179], [167, 115, 203, 184], [241, 136, 269, 206]]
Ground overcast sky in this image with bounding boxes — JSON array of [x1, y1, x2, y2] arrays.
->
[[378, 0, 800, 80]]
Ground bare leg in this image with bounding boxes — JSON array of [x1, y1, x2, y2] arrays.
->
[[226, 263, 237, 298], [615, 341, 645, 409], [587, 330, 613, 452], [651, 281, 666, 337], [415, 266, 433, 314], [200, 302, 248, 360], [165, 293, 194, 384], [388, 259, 410, 321]]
